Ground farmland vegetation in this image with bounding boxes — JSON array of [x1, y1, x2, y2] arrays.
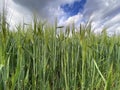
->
[[0, 10, 120, 90]]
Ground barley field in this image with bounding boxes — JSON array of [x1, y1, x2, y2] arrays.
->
[[0, 11, 120, 90]]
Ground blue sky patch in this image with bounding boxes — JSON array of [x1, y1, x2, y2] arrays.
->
[[61, 0, 87, 17]]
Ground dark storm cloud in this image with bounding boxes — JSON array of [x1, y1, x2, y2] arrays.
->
[[12, 0, 79, 18], [13, 0, 50, 10], [13, 0, 52, 18]]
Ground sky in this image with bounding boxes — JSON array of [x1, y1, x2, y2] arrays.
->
[[0, 0, 120, 34]]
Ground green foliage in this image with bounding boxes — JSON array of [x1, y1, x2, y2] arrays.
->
[[0, 13, 120, 90]]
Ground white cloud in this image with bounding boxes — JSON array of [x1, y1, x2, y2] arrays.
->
[[59, 13, 83, 26], [59, 0, 120, 34], [0, 0, 32, 28], [84, 0, 120, 33]]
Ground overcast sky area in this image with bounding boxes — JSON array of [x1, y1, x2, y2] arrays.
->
[[0, 0, 120, 34]]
